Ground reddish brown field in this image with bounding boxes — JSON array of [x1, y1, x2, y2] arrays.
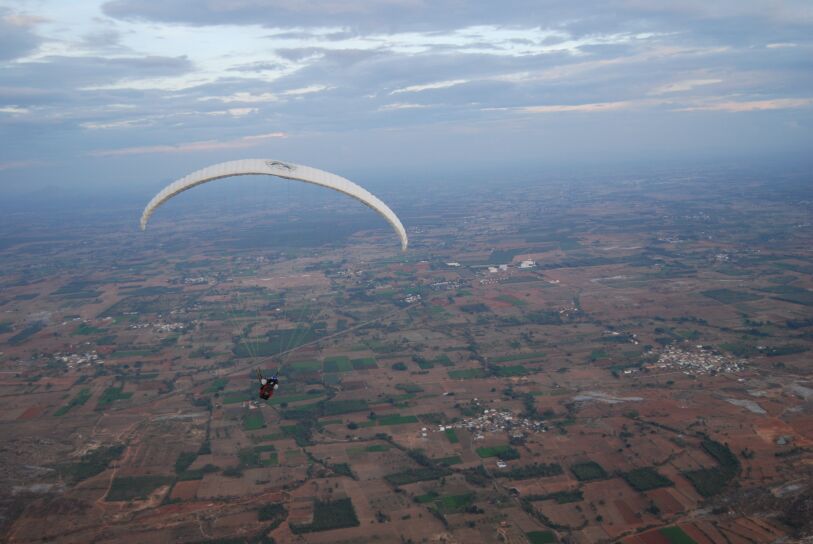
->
[[16, 406, 43, 420], [169, 480, 200, 501]]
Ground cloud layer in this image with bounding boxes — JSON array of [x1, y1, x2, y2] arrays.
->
[[0, 0, 811, 188]]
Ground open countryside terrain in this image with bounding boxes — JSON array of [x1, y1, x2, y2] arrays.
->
[[1, 168, 813, 543]]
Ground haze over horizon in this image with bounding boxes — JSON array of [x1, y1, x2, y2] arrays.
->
[[1, 0, 812, 194]]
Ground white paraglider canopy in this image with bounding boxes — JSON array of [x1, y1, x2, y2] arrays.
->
[[140, 159, 408, 251]]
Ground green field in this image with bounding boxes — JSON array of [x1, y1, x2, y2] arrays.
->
[[491, 364, 530, 377], [96, 387, 132, 410], [237, 446, 265, 468], [500, 462, 562, 479], [434, 455, 463, 466], [233, 328, 320, 357], [701, 289, 761, 304], [281, 402, 320, 420], [622, 467, 674, 491], [174, 451, 197, 474], [570, 461, 608, 481], [221, 391, 252, 404], [659, 526, 698, 544], [289, 360, 321, 372], [588, 349, 609, 361], [253, 432, 285, 442], [176, 463, 219, 481], [322, 374, 341, 385], [719, 341, 759, 357], [491, 351, 546, 363], [54, 388, 92, 416], [290, 498, 360, 534], [243, 410, 265, 431], [415, 358, 434, 369], [323, 356, 353, 372], [378, 414, 419, 425], [526, 530, 557, 544], [531, 389, 571, 397], [96, 334, 117, 345], [460, 303, 490, 313], [71, 323, 106, 335], [682, 439, 739, 497], [530, 490, 583, 504], [321, 399, 369, 415], [432, 354, 454, 366], [106, 476, 174, 501], [762, 285, 813, 306], [449, 368, 488, 379], [476, 444, 516, 458], [385, 467, 450, 485], [347, 444, 390, 456], [496, 294, 527, 307], [261, 451, 279, 466], [437, 492, 474, 512], [683, 466, 732, 497], [415, 491, 439, 503], [444, 428, 459, 443], [204, 378, 228, 394], [395, 383, 424, 393], [57, 444, 125, 484], [351, 357, 378, 369]]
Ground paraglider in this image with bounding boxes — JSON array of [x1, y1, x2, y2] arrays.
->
[[257, 369, 279, 400], [140, 159, 408, 251], [141, 159, 408, 403]]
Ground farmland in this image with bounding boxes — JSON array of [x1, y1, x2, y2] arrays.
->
[[0, 167, 811, 543]]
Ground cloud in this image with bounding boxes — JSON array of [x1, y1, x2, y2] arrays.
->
[[0, 106, 30, 115], [4, 55, 195, 91], [1, 0, 812, 178], [80, 118, 153, 130], [227, 61, 285, 72], [100, 0, 541, 29], [391, 79, 469, 94], [89, 132, 287, 156], [650, 78, 722, 94], [0, 160, 42, 171], [0, 9, 43, 61], [518, 100, 642, 113], [225, 107, 257, 117], [200, 91, 280, 104], [378, 102, 430, 111], [199, 85, 329, 104], [284, 84, 331, 96], [676, 97, 813, 112], [98, 0, 813, 36]]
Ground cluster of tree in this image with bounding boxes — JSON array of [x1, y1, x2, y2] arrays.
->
[[682, 439, 740, 497], [499, 462, 562, 480], [290, 499, 360, 534], [57, 444, 125, 485]]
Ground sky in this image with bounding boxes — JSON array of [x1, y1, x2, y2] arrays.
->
[[0, 0, 812, 195]]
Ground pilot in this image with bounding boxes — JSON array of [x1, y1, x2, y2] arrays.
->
[[259, 373, 279, 400]]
